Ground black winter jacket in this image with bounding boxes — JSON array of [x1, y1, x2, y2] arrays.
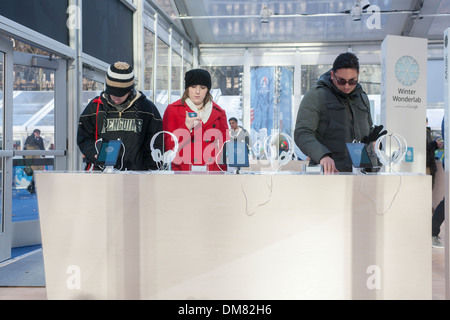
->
[[77, 91, 163, 170]]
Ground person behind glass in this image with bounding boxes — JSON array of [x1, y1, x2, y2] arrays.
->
[[426, 117, 443, 189], [24, 129, 45, 151], [294, 52, 386, 174], [162, 69, 228, 171], [23, 128, 45, 194], [229, 117, 252, 155], [77, 61, 163, 171], [432, 117, 445, 248]]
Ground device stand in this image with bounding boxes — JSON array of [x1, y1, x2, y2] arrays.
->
[[103, 166, 118, 174], [352, 166, 363, 174]]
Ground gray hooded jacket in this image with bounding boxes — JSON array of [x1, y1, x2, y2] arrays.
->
[[294, 70, 374, 172]]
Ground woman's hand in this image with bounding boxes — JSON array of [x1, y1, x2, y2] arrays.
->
[[185, 111, 202, 131]]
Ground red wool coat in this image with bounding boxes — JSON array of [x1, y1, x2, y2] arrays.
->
[[162, 99, 228, 171]]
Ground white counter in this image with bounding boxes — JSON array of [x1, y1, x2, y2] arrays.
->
[[36, 171, 431, 300]]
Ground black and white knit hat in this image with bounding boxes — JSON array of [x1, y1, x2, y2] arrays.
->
[[105, 61, 135, 97]]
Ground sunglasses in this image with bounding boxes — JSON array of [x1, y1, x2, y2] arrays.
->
[[334, 75, 358, 86]]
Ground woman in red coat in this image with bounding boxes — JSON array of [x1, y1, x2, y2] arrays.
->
[[162, 69, 228, 171]]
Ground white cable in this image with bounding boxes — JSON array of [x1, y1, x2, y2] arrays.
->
[[241, 174, 274, 216], [215, 139, 230, 173], [359, 174, 402, 216], [94, 138, 103, 171], [118, 140, 125, 171]]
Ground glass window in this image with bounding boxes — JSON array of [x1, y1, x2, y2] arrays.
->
[[359, 65, 381, 95], [301, 64, 380, 95], [151, 0, 185, 32], [79, 77, 104, 169], [12, 64, 55, 221], [201, 66, 244, 125], [301, 64, 331, 95], [171, 51, 182, 103], [13, 65, 55, 149], [0, 52, 4, 230], [155, 38, 169, 115], [183, 59, 192, 80], [82, 77, 104, 109], [11, 42, 59, 223], [144, 28, 155, 100]]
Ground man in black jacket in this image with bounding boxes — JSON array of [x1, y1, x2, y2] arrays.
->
[[77, 61, 163, 171], [432, 118, 445, 248], [24, 129, 45, 150]]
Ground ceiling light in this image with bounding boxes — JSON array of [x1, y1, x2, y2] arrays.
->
[[351, 3, 362, 21], [360, 0, 371, 10], [260, 5, 273, 23]]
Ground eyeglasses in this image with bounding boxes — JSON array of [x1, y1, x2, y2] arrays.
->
[[334, 75, 358, 86]]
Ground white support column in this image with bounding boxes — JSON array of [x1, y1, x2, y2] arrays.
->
[[67, 0, 82, 171], [443, 27, 450, 300]]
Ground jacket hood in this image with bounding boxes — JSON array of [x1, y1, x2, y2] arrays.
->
[[317, 69, 363, 98]]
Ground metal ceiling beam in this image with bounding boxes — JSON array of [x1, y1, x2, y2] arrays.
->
[[173, 0, 198, 44], [402, 0, 441, 37], [145, 0, 193, 44], [401, 0, 424, 36], [175, 11, 421, 20]]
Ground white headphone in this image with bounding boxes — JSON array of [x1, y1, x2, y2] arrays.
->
[[374, 133, 407, 168], [150, 131, 179, 166], [264, 132, 294, 166]]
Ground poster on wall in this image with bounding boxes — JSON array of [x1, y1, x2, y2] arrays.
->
[[279, 67, 293, 136], [445, 28, 449, 169], [250, 67, 274, 136]]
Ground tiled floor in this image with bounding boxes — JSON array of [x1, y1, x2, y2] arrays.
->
[[432, 246, 446, 300], [432, 219, 447, 300]]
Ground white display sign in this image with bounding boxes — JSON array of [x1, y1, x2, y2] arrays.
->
[[380, 35, 428, 173]]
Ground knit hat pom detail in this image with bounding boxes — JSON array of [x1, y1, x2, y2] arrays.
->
[[105, 61, 135, 97], [114, 61, 131, 70]]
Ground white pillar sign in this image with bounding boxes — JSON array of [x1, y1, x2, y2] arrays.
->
[[380, 35, 427, 173], [444, 28, 449, 170], [443, 28, 450, 300]]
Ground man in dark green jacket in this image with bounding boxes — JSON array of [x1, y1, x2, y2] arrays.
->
[[294, 52, 385, 173]]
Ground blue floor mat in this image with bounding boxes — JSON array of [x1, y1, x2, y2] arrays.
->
[[11, 245, 42, 259], [12, 188, 39, 222]]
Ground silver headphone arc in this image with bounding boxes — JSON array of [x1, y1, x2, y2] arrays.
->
[[150, 130, 179, 165], [264, 132, 294, 166], [374, 133, 407, 168]]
